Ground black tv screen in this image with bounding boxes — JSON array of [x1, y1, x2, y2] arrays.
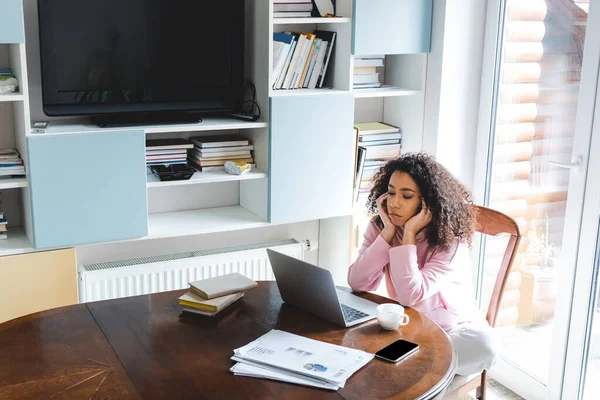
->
[[37, 0, 245, 117]]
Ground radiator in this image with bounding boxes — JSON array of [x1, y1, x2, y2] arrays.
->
[[78, 239, 305, 303]]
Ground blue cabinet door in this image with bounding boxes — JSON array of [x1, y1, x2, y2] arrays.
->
[[353, 0, 433, 55], [0, 0, 25, 43], [28, 130, 148, 248], [269, 93, 355, 224]]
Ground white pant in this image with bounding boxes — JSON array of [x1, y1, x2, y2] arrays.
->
[[448, 323, 501, 376]]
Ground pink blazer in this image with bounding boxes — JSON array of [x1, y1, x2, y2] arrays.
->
[[348, 221, 486, 331]]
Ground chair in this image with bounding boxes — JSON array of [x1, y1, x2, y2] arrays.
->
[[444, 205, 522, 400]]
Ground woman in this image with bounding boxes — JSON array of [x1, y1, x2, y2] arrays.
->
[[348, 153, 499, 376]]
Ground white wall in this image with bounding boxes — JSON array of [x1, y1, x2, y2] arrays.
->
[[77, 220, 321, 266], [423, 0, 488, 191]]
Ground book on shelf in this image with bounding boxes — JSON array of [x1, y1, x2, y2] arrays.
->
[[354, 66, 377, 75], [272, 33, 295, 87], [199, 145, 254, 154], [353, 82, 382, 89], [354, 146, 367, 204], [273, 11, 312, 18], [273, 2, 314, 13], [354, 122, 400, 135], [146, 149, 188, 155], [189, 273, 258, 300], [190, 135, 249, 148], [353, 73, 380, 85], [192, 150, 251, 159], [314, 30, 336, 88], [189, 157, 254, 168], [198, 163, 257, 173], [145, 138, 193, 150], [359, 139, 400, 147], [359, 132, 402, 142], [354, 57, 385, 68]]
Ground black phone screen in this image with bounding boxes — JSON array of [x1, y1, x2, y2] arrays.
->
[[375, 339, 419, 362]]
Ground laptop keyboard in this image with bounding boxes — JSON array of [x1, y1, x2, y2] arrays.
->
[[341, 303, 370, 323]]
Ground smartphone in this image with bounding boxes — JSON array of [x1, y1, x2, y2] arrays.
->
[[375, 339, 419, 363]]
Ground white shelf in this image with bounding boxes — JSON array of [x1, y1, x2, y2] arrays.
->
[[146, 169, 267, 188], [0, 227, 34, 257], [41, 117, 269, 135], [270, 88, 350, 97], [353, 85, 421, 99], [0, 177, 28, 189], [147, 206, 269, 240], [0, 93, 24, 102], [273, 17, 351, 25]]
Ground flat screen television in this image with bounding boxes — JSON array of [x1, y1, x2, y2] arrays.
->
[[37, 0, 245, 125]]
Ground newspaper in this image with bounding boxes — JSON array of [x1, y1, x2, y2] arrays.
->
[[230, 329, 373, 389]]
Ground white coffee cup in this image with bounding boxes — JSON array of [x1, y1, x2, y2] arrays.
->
[[377, 303, 410, 330]]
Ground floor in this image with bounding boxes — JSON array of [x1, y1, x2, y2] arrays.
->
[[457, 378, 523, 400]]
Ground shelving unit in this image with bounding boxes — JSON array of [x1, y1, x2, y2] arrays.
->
[[353, 85, 420, 99], [0, 93, 24, 102], [270, 88, 350, 97], [146, 206, 269, 240], [0, 227, 34, 257], [0, 35, 33, 250], [272, 17, 351, 25], [42, 118, 269, 135], [146, 169, 267, 188], [0, 0, 432, 251], [0, 177, 28, 190]]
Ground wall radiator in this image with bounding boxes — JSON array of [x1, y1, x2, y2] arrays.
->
[[78, 239, 305, 303]]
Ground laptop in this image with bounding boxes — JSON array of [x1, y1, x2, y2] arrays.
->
[[267, 249, 378, 327]]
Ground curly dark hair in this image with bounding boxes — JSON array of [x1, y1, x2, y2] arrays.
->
[[367, 153, 477, 250]]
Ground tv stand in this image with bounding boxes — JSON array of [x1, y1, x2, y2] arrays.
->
[[91, 112, 203, 128]]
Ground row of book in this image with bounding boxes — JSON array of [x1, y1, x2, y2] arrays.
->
[[178, 273, 257, 316], [0, 149, 25, 178], [145, 136, 255, 173], [354, 56, 385, 89], [272, 30, 336, 90], [353, 122, 402, 207]]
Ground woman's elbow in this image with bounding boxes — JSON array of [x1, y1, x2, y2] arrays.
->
[[347, 270, 365, 292], [395, 291, 421, 307]]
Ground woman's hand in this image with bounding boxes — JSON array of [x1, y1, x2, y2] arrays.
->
[[403, 198, 432, 245], [377, 193, 397, 244]]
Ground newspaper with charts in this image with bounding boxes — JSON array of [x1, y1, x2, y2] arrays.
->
[[230, 329, 374, 390]]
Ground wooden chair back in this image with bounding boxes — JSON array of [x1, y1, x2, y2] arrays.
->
[[474, 205, 522, 327]]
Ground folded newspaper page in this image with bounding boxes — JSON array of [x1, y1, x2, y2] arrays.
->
[[231, 329, 373, 386], [230, 362, 341, 390]]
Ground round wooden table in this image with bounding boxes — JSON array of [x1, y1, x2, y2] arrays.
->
[[0, 282, 455, 399]]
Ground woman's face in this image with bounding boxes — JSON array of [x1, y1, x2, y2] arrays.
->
[[386, 171, 422, 227]]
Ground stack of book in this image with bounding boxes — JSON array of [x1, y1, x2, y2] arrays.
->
[[272, 30, 336, 90], [353, 122, 402, 207], [188, 135, 254, 172], [179, 273, 258, 317], [146, 139, 193, 167], [0, 211, 7, 240], [273, 1, 313, 18], [0, 149, 25, 178], [353, 55, 385, 89]]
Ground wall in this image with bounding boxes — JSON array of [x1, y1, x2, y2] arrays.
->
[[77, 220, 321, 266], [423, 0, 488, 191]]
